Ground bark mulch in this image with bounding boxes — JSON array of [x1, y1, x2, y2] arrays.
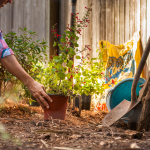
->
[[0, 99, 150, 150]]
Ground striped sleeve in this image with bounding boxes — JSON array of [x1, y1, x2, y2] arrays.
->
[[0, 31, 14, 59]]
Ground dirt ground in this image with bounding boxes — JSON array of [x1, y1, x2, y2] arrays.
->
[[0, 100, 150, 150]]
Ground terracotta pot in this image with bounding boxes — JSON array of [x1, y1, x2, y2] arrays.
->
[[44, 94, 68, 120]]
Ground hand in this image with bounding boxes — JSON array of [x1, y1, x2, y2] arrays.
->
[[26, 80, 53, 110], [0, 55, 53, 110]]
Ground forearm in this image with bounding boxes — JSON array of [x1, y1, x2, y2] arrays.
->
[[0, 55, 52, 109], [0, 55, 34, 86]]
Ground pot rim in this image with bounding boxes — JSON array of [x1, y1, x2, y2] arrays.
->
[[47, 93, 68, 97]]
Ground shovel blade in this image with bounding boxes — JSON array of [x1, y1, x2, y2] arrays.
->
[[102, 100, 131, 126]]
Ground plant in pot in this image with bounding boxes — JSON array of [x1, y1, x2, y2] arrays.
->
[[38, 3, 93, 120], [73, 49, 105, 110]]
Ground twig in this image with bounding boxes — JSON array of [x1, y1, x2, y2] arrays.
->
[[41, 139, 48, 148]]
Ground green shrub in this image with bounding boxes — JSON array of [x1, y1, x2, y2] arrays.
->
[[2, 28, 48, 98]]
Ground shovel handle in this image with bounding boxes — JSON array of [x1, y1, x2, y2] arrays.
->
[[131, 37, 150, 106]]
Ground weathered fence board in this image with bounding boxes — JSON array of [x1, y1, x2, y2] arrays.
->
[[119, 0, 125, 44], [0, 0, 48, 41], [106, 0, 115, 44], [0, 3, 12, 34], [91, 0, 99, 57], [115, 0, 119, 45], [140, 0, 147, 50], [95, 0, 101, 56], [125, 0, 130, 42], [135, 0, 140, 33], [129, 0, 135, 39], [147, 0, 150, 69], [100, 0, 106, 41], [12, 0, 24, 35]]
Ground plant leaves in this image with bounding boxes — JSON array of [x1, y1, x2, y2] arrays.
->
[[76, 55, 81, 59]]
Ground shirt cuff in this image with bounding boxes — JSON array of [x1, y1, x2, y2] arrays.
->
[[0, 31, 14, 59]]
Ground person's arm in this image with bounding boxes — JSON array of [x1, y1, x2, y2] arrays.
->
[[0, 55, 52, 109], [0, 1, 52, 110]]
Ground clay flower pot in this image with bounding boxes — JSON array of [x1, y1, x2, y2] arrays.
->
[[44, 94, 68, 120]]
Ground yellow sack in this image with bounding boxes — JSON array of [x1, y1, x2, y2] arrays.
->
[[99, 31, 146, 88]]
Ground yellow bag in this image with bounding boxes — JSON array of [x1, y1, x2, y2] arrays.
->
[[99, 31, 146, 88]]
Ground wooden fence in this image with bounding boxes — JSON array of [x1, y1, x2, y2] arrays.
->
[[60, 0, 150, 69], [1, 0, 150, 69], [0, 0, 49, 55]]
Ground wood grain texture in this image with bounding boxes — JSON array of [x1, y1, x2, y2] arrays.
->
[[115, 0, 119, 45], [91, 0, 98, 57], [106, 0, 115, 44], [0, 0, 48, 41], [129, 0, 135, 39], [125, 0, 130, 42], [100, 0, 106, 41], [0, 2, 12, 34], [140, 0, 147, 50], [147, 0, 150, 69], [119, 0, 124, 44], [12, 0, 24, 35], [147, 0, 150, 41], [135, 0, 140, 33]]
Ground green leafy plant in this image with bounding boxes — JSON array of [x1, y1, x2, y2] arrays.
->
[[73, 49, 105, 96], [43, 3, 93, 96], [2, 28, 48, 98]]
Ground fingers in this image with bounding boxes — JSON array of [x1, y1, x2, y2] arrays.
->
[[35, 97, 45, 110], [27, 81, 53, 110], [42, 86, 53, 103], [42, 91, 53, 103], [35, 95, 49, 109]]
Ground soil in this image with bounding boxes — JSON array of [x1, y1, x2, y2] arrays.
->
[[0, 100, 150, 150]]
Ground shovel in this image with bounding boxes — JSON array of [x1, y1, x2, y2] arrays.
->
[[102, 37, 150, 127]]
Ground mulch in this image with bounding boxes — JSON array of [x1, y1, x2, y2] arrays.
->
[[0, 99, 150, 150]]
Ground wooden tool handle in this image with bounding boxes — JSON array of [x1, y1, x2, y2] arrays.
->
[[131, 37, 150, 107]]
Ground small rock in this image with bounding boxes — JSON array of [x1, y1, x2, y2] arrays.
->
[[100, 141, 106, 146], [96, 125, 103, 128], [115, 137, 121, 140], [96, 125, 103, 131], [130, 143, 140, 149]]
